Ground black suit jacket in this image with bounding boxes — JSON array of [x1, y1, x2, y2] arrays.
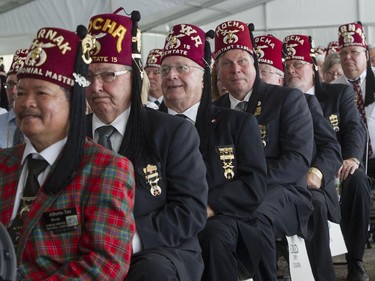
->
[[87, 108, 208, 280], [315, 82, 366, 161], [214, 80, 314, 237], [160, 104, 268, 276], [305, 94, 342, 222]]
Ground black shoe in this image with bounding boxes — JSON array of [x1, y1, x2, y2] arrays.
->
[[347, 261, 369, 281]]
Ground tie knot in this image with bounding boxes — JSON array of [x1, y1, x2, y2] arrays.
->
[[175, 114, 194, 124], [349, 78, 361, 86], [27, 155, 49, 177], [96, 126, 116, 138], [234, 101, 248, 112]]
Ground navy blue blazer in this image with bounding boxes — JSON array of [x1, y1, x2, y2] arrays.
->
[[87, 108, 208, 281], [315, 82, 366, 161], [214, 80, 314, 237], [305, 94, 342, 222]]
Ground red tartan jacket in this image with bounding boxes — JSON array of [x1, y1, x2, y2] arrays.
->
[[0, 139, 135, 281]]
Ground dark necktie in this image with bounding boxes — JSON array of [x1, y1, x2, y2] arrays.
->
[[175, 114, 194, 124], [13, 126, 24, 145], [154, 100, 160, 106], [349, 78, 373, 157], [96, 126, 116, 151], [234, 101, 248, 112], [8, 155, 49, 248]]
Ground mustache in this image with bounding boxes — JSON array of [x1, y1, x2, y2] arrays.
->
[[18, 109, 42, 119]]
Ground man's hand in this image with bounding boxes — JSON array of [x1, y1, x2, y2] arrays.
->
[[337, 158, 359, 182], [306, 170, 322, 189], [207, 206, 215, 218]]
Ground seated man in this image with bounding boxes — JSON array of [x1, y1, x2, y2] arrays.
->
[[213, 20, 314, 281], [159, 23, 267, 281], [0, 49, 28, 148], [0, 26, 135, 280], [86, 10, 208, 281]]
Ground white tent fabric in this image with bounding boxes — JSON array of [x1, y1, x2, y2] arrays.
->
[[1, 0, 375, 69]]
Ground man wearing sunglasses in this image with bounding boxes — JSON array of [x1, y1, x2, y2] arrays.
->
[[85, 10, 208, 281]]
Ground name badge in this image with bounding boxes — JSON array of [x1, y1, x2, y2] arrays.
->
[[43, 208, 79, 234]]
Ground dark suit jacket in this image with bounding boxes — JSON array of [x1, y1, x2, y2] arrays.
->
[[214, 80, 314, 237], [305, 94, 342, 222], [160, 104, 267, 276], [315, 82, 366, 161], [0, 140, 135, 280], [87, 108, 208, 281]]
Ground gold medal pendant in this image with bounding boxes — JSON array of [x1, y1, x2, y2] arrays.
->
[[259, 124, 267, 147], [217, 146, 235, 179], [329, 114, 340, 132], [143, 164, 162, 196]]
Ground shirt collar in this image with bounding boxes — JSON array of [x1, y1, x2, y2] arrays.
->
[[346, 70, 367, 86], [21, 137, 67, 166], [92, 107, 130, 136], [167, 102, 200, 123], [229, 91, 252, 110], [306, 86, 315, 95]]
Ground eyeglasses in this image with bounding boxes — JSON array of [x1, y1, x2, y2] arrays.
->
[[339, 50, 366, 58], [220, 58, 251, 69], [5, 81, 17, 89], [145, 69, 162, 76], [87, 69, 131, 83], [326, 71, 343, 77], [284, 61, 311, 71], [160, 64, 203, 76], [259, 69, 282, 77]]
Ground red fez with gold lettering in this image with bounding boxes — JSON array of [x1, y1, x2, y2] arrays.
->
[[326, 41, 339, 55], [88, 12, 133, 66], [283, 34, 315, 64], [161, 24, 206, 68], [214, 20, 253, 59], [17, 27, 82, 89], [145, 48, 163, 68], [338, 21, 367, 49], [255, 34, 283, 72], [8, 49, 29, 75]]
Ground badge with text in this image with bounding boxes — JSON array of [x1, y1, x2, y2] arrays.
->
[[143, 164, 162, 196], [44, 208, 79, 234], [217, 146, 235, 179], [329, 114, 340, 132]]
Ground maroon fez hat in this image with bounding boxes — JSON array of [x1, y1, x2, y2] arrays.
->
[[161, 24, 206, 68], [88, 11, 134, 66], [8, 49, 29, 75], [214, 20, 254, 59], [326, 41, 340, 54], [283, 34, 315, 64], [254, 34, 283, 72], [145, 48, 163, 68], [338, 21, 367, 49], [18, 27, 84, 89]]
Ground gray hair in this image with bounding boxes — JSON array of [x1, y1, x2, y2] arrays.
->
[[322, 53, 341, 74]]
